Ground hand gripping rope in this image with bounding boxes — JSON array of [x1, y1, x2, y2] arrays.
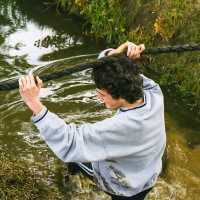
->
[[0, 44, 199, 91]]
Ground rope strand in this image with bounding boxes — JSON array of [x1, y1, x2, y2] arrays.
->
[[142, 44, 200, 54], [0, 44, 200, 91]]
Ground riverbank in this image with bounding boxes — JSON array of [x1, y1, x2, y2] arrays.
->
[[0, 152, 65, 199], [53, 0, 200, 114]]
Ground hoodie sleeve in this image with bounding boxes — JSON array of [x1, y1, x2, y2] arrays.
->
[[140, 74, 161, 91], [98, 48, 114, 59], [32, 107, 108, 163]]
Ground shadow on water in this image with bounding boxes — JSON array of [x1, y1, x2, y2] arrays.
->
[[0, 0, 200, 199]]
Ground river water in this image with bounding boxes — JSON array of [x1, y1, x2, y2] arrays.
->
[[0, 0, 199, 199]]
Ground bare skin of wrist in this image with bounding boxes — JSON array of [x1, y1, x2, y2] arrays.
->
[[26, 99, 44, 115]]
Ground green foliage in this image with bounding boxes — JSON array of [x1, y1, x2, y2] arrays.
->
[[121, 0, 200, 113], [53, 0, 200, 113], [86, 0, 127, 44], [155, 52, 200, 114], [56, 0, 127, 44], [150, 0, 200, 113], [0, 153, 64, 199]]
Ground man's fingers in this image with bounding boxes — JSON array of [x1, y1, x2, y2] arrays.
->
[[27, 75, 33, 87], [127, 42, 136, 57], [18, 77, 23, 88], [19, 76, 27, 89], [138, 44, 145, 52], [19, 75, 38, 89], [128, 44, 140, 58], [126, 43, 146, 59], [35, 76, 43, 89]]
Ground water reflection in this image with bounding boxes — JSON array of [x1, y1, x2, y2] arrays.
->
[[3, 21, 77, 65], [0, 0, 105, 82], [0, 0, 200, 200], [0, 0, 107, 198]]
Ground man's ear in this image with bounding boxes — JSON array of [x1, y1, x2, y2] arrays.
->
[[120, 98, 126, 103]]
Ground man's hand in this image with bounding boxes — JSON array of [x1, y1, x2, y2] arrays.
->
[[19, 75, 44, 115], [107, 42, 145, 59]]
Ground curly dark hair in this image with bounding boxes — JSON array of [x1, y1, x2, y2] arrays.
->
[[91, 53, 143, 104]]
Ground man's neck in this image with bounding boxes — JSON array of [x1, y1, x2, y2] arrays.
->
[[122, 97, 144, 108]]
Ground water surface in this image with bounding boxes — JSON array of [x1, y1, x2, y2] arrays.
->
[[0, 0, 199, 199]]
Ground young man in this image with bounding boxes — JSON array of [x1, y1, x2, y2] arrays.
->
[[19, 42, 166, 200]]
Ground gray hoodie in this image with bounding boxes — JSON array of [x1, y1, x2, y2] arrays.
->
[[32, 50, 166, 196]]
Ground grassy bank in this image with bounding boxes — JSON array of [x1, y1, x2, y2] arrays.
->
[[0, 153, 65, 199], [54, 0, 200, 114]]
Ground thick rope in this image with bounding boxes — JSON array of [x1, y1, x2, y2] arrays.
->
[[142, 44, 200, 54], [0, 44, 199, 91]]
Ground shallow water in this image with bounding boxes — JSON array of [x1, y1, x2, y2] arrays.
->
[[0, 0, 200, 199]]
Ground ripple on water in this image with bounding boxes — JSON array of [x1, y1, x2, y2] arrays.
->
[[0, 54, 199, 199]]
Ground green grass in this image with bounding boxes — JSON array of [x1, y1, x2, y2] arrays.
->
[[50, 0, 200, 113], [0, 153, 64, 199]]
